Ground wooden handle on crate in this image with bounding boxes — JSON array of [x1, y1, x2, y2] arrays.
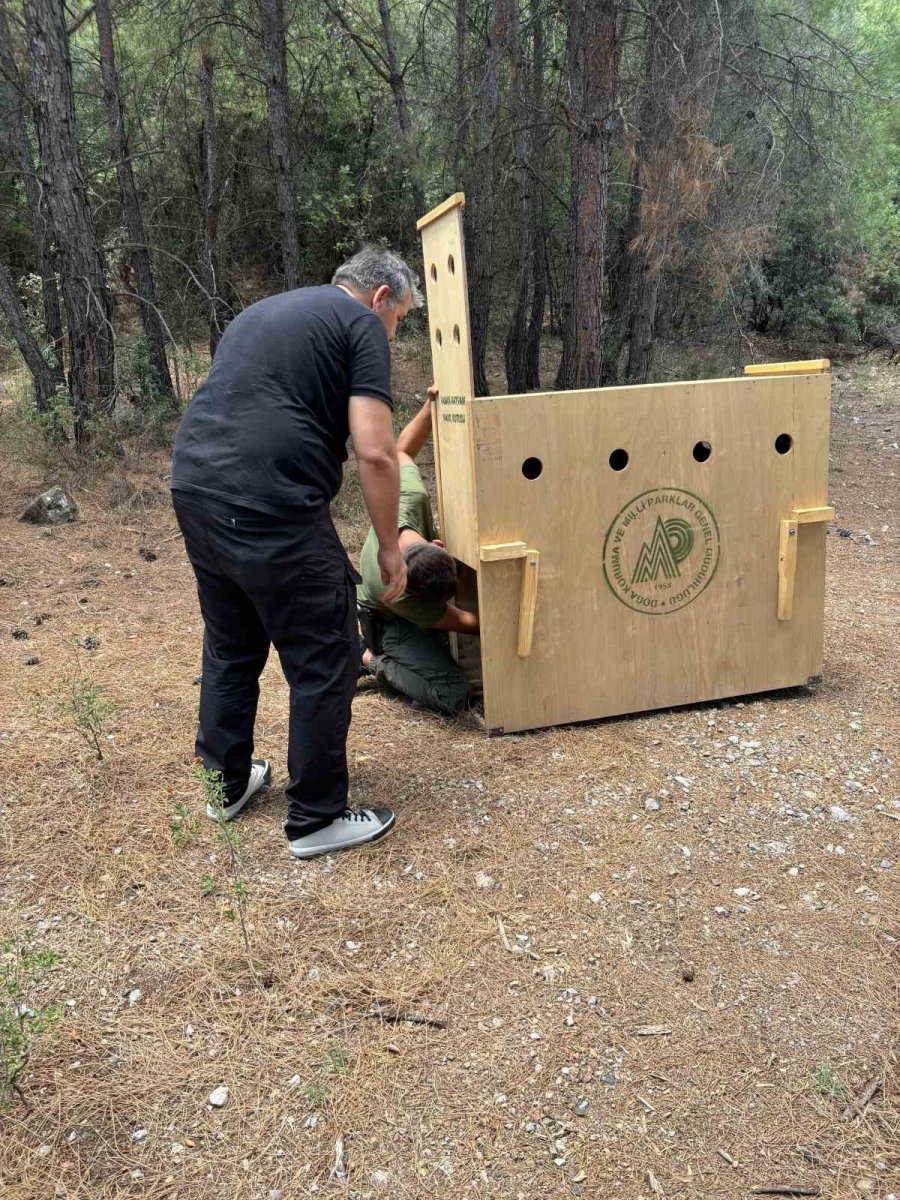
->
[[777, 506, 835, 620], [478, 541, 540, 656]]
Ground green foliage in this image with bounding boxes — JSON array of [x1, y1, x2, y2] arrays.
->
[[195, 762, 257, 977], [813, 1062, 849, 1103], [299, 1046, 349, 1109], [325, 1045, 349, 1075], [170, 803, 202, 847], [0, 934, 62, 1110], [56, 676, 117, 761], [304, 1079, 329, 1107]]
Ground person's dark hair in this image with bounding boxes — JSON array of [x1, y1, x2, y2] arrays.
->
[[403, 542, 457, 602]]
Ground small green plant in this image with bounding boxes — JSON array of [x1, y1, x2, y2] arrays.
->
[[200, 874, 217, 897], [57, 676, 117, 760], [1, 934, 62, 1111], [170, 803, 201, 848], [325, 1045, 348, 1075], [813, 1062, 849, 1103], [195, 762, 257, 982], [304, 1080, 329, 1107]]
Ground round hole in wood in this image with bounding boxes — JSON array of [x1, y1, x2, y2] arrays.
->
[[609, 448, 629, 471], [692, 440, 712, 463], [453, 324, 461, 343], [435, 328, 442, 346], [522, 456, 543, 480], [448, 254, 455, 274], [775, 433, 793, 455], [430, 263, 437, 281]]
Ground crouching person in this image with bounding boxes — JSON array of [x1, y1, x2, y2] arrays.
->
[[357, 390, 478, 714]]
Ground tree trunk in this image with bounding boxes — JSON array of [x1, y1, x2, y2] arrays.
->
[[198, 49, 229, 359], [503, 0, 532, 391], [453, 0, 468, 169], [504, 0, 546, 392], [523, 0, 546, 389], [614, 0, 719, 384], [467, 0, 505, 396], [94, 0, 175, 407], [0, 264, 63, 410], [376, 0, 425, 217], [556, 0, 620, 390], [24, 0, 116, 441], [0, 2, 64, 372], [622, 1, 672, 384], [258, 0, 301, 289]]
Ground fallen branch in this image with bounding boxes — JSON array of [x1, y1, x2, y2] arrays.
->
[[797, 1145, 831, 1169], [365, 1003, 448, 1029], [497, 916, 538, 960], [841, 1076, 881, 1121], [634, 1025, 672, 1037], [750, 1188, 820, 1197], [329, 1133, 346, 1181]]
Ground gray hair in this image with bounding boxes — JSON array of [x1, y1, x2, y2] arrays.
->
[[332, 244, 423, 308]]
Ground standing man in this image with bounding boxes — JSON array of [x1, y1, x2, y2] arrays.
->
[[171, 246, 420, 860]]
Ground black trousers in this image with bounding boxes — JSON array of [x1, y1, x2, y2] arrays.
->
[[172, 491, 360, 840]]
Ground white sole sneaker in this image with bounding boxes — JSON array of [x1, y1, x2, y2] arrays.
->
[[289, 807, 396, 860], [206, 759, 272, 822]]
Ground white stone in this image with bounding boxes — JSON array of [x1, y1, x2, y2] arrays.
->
[[829, 805, 852, 822], [208, 1085, 229, 1108]]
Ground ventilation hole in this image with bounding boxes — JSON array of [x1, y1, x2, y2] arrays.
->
[[448, 254, 455, 274], [452, 324, 461, 343], [775, 433, 793, 455], [435, 328, 442, 346], [692, 440, 712, 463], [522, 457, 543, 480], [430, 263, 437, 282], [608, 448, 629, 472]]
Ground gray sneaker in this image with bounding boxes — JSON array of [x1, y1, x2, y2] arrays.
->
[[288, 807, 396, 860], [206, 759, 272, 822]]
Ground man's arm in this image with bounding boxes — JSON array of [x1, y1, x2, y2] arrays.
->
[[432, 604, 479, 635], [396, 385, 437, 466], [349, 395, 406, 602]]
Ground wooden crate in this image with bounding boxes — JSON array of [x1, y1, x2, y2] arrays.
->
[[418, 194, 833, 735]]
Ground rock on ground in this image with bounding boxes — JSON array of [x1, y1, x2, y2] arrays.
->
[[18, 486, 78, 526]]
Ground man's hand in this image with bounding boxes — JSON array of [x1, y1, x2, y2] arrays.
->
[[427, 383, 439, 403], [378, 543, 407, 603]]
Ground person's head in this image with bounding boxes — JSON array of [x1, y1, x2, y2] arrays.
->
[[332, 245, 423, 341], [403, 540, 457, 602]]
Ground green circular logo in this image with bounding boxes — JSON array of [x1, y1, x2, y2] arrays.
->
[[603, 488, 720, 615]]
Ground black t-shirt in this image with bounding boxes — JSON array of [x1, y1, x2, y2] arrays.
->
[[171, 285, 392, 516]]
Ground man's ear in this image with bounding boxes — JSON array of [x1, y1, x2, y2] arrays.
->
[[372, 283, 391, 310]]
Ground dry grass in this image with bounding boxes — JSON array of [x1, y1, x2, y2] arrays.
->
[[0, 343, 897, 1200]]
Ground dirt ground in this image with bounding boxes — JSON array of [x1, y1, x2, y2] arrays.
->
[[0, 345, 897, 1200]]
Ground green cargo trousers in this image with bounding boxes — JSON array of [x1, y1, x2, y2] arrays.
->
[[359, 606, 470, 715]]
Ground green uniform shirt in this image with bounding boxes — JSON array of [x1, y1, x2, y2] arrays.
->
[[357, 463, 447, 628]]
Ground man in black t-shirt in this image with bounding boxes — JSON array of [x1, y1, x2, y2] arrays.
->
[[171, 245, 419, 859]]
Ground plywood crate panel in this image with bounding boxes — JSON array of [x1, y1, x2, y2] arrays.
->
[[416, 194, 832, 734], [471, 376, 830, 733]]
